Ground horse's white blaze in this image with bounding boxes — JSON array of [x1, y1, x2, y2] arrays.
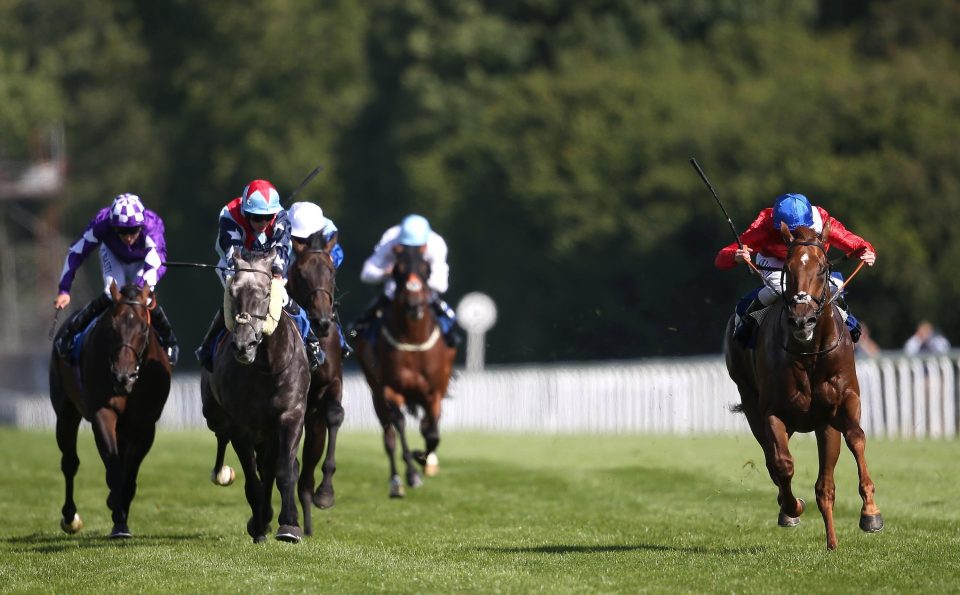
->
[[800, 253, 810, 265], [406, 279, 423, 292]]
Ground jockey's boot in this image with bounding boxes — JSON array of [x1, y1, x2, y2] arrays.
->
[[55, 293, 112, 358], [833, 295, 862, 343], [150, 303, 180, 366], [195, 308, 225, 373], [431, 298, 462, 348], [350, 294, 390, 342], [733, 297, 763, 347], [284, 299, 326, 370], [337, 321, 354, 358]]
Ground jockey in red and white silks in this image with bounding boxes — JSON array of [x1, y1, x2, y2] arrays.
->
[[715, 195, 876, 307], [214, 180, 292, 286]]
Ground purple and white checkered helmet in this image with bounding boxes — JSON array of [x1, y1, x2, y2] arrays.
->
[[110, 193, 146, 228]]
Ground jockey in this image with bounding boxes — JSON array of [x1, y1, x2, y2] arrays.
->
[[53, 193, 180, 364], [715, 193, 877, 347], [351, 214, 460, 348], [194, 179, 325, 371], [286, 201, 352, 356]]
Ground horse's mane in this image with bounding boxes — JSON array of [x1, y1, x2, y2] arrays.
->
[[791, 226, 820, 242], [118, 284, 143, 301]]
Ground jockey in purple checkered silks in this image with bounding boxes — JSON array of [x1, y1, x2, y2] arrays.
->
[[53, 193, 180, 365]]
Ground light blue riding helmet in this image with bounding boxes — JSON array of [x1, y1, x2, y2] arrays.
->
[[399, 214, 431, 246], [772, 193, 813, 231], [241, 179, 282, 215]]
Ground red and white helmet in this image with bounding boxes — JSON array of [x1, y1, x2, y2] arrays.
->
[[241, 180, 282, 215]]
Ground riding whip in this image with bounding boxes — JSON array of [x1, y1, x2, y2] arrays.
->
[[48, 308, 61, 341], [282, 163, 324, 207]]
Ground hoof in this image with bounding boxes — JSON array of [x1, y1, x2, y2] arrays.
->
[[859, 513, 884, 533], [109, 523, 132, 539], [60, 513, 83, 534], [313, 487, 335, 509], [778, 498, 805, 527], [247, 517, 268, 542], [210, 465, 235, 486], [389, 475, 405, 498], [424, 452, 439, 477], [276, 525, 303, 543], [252, 535, 267, 544], [408, 471, 423, 489]]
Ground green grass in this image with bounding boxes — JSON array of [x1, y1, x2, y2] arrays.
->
[[1, 428, 958, 593]]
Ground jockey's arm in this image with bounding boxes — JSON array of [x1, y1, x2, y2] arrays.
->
[[54, 214, 106, 308], [425, 233, 450, 294]]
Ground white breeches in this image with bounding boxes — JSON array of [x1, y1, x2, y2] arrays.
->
[[99, 246, 153, 294], [755, 253, 842, 305]]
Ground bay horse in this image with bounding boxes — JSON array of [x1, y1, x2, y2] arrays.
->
[[724, 222, 883, 550], [49, 281, 172, 538], [286, 229, 345, 535], [356, 244, 457, 498], [200, 249, 311, 543]]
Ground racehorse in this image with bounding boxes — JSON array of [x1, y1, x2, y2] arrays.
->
[[356, 244, 457, 498], [200, 248, 311, 543], [286, 229, 345, 535], [49, 281, 172, 538], [723, 222, 883, 550]]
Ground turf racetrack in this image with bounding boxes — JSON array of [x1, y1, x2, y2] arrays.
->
[[1, 429, 957, 593]]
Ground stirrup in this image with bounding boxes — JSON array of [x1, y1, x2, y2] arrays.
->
[[307, 344, 326, 370], [166, 345, 179, 366]]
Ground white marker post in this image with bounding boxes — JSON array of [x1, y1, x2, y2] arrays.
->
[[456, 292, 497, 372]]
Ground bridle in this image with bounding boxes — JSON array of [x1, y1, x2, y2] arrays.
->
[[299, 249, 337, 311], [779, 238, 841, 356], [111, 299, 152, 377], [232, 267, 274, 347]]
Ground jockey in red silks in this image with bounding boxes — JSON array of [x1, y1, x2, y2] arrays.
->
[[194, 179, 325, 371], [715, 193, 877, 347], [53, 193, 179, 364]]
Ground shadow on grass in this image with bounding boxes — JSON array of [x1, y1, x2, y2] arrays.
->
[[4, 532, 219, 554], [482, 543, 768, 556]]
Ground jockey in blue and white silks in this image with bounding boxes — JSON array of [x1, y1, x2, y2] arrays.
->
[[287, 201, 351, 355], [195, 179, 325, 372], [352, 214, 460, 348], [53, 193, 179, 364]]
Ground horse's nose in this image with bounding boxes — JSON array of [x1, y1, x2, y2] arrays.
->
[[113, 373, 137, 393], [316, 318, 331, 337]]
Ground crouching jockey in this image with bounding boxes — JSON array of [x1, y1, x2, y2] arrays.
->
[[53, 193, 179, 364], [194, 179, 325, 372], [715, 193, 876, 348], [287, 201, 353, 357], [351, 214, 460, 348]]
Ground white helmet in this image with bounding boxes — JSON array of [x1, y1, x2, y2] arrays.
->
[[287, 201, 325, 239]]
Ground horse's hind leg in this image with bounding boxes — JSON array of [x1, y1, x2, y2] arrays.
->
[[414, 397, 441, 476], [298, 404, 323, 536], [53, 389, 83, 534], [231, 437, 267, 543], [765, 414, 805, 526], [316, 390, 344, 509], [815, 426, 842, 550], [386, 401, 421, 489], [274, 416, 304, 543], [838, 394, 883, 533]]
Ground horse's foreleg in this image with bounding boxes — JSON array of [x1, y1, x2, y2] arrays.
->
[[92, 407, 130, 537], [386, 400, 421, 489], [274, 414, 304, 543], [231, 437, 266, 543], [298, 405, 323, 536], [838, 395, 883, 533], [54, 396, 83, 534], [416, 397, 441, 477], [316, 392, 344, 509], [765, 414, 805, 526], [117, 423, 157, 529], [374, 391, 404, 497], [815, 426, 842, 550], [211, 433, 235, 486]]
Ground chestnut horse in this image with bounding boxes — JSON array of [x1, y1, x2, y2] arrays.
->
[[356, 245, 456, 498], [49, 282, 172, 538], [724, 222, 883, 550], [200, 249, 311, 543], [286, 229, 345, 535]]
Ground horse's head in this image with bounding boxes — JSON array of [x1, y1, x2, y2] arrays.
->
[[289, 231, 338, 338], [780, 221, 832, 341], [227, 249, 275, 364], [107, 281, 153, 394], [392, 244, 432, 321]]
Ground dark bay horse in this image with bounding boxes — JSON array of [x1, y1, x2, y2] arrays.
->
[[356, 245, 457, 498], [49, 282, 172, 538], [200, 249, 311, 543], [724, 222, 883, 550], [286, 230, 345, 535]]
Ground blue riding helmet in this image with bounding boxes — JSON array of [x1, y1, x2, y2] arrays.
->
[[772, 193, 813, 231], [399, 214, 431, 246], [241, 179, 282, 215]]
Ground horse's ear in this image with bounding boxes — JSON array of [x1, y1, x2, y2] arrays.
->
[[291, 237, 307, 256], [109, 280, 120, 302], [324, 231, 338, 254], [821, 219, 831, 243], [139, 283, 151, 304], [392, 244, 403, 255], [417, 244, 427, 254], [780, 221, 794, 244]]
